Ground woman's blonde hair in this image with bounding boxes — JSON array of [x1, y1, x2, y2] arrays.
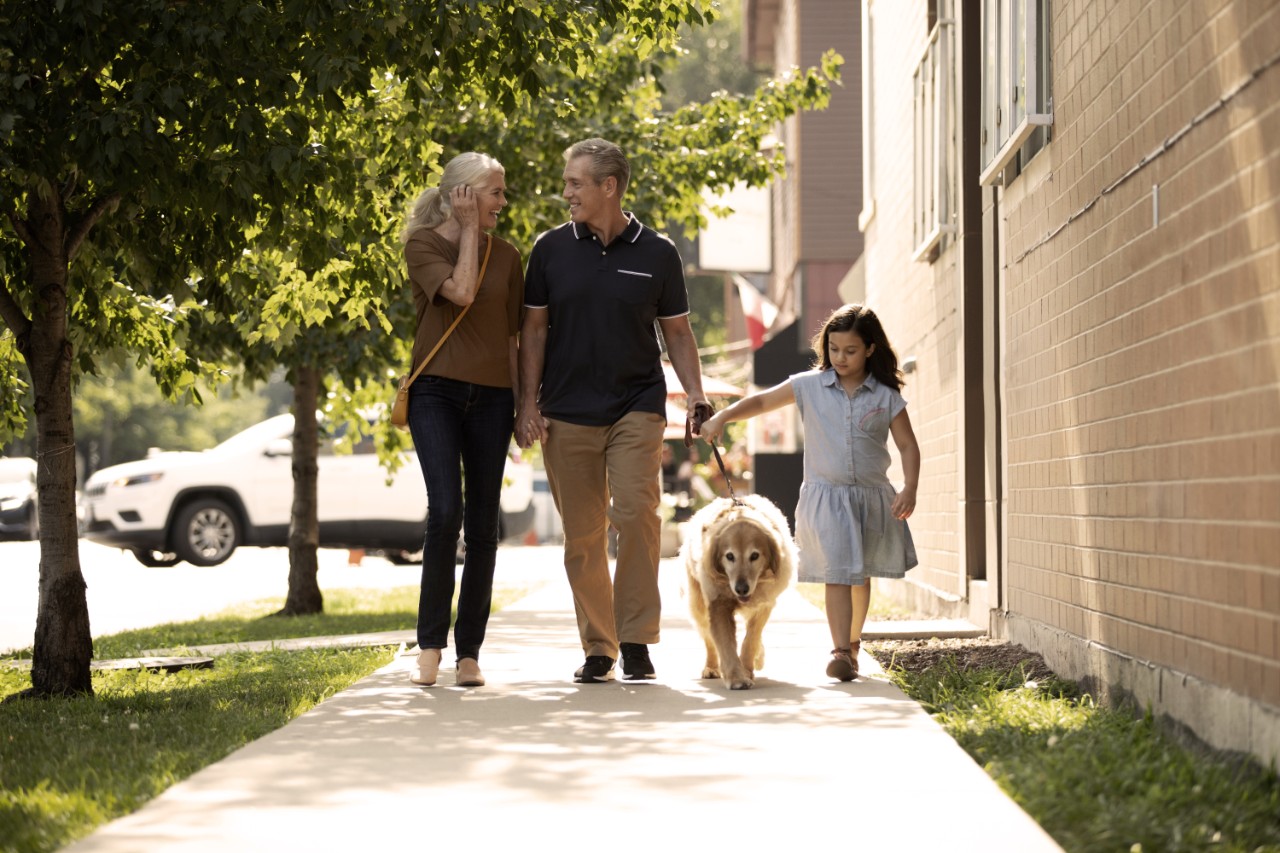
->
[[400, 152, 504, 244]]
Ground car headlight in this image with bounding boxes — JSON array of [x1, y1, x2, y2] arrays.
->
[[111, 472, 164, 488], [0, 496, 24, 511]]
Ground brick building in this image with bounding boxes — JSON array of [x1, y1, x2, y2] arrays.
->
[[745, 0, 1280, 765]]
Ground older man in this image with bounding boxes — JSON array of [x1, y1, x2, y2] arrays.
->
[[517, 138, 708, 683]]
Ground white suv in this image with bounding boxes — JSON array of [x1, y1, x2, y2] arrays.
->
[[81, 414, 534, 567]]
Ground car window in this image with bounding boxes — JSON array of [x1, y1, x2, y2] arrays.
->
[[0, 458, 37, 484], [213, 416, 294, 456]]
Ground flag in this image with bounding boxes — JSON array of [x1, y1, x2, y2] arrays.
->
[[732, 274, 779, 350]]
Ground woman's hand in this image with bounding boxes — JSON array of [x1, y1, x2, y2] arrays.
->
[[450, 185, 479, 229]]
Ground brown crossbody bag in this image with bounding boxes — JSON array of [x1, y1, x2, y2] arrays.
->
[[390, 233, 493, 430]]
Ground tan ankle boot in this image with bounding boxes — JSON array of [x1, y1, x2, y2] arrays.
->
[[456, 657, 485, 687], [410, 648, 441, 685]]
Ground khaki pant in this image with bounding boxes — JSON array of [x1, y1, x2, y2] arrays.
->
[[543, 411, 665, 659]]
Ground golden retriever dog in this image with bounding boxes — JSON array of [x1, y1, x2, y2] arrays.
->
[[682, 494, 797, 689]]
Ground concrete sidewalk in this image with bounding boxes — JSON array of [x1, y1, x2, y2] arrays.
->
[[66, 548, 1062, 852]]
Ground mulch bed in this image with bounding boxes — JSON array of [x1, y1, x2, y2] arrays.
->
[[867, 636, 1058, 682]]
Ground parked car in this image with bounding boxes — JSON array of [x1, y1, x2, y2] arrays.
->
[[81, 415, 534, 567], [0, 456, 38, 541]]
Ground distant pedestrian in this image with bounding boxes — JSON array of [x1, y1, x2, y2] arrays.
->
[[516, 137, 709, 683], [401, 151, 524, 688], [697, 303, 920, 681]]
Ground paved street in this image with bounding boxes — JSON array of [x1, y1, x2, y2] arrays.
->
[[0, 541, 430, 655]]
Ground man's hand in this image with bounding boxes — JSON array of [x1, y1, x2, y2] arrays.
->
[[516, 404, 549, 449], [685, 400, 714, 447]]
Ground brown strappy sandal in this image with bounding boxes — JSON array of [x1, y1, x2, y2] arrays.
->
[[826, 641, 860, 682]]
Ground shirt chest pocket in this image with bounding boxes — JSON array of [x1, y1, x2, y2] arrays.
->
[[615, 269, 656, 305], [855, 405, 891, 436]]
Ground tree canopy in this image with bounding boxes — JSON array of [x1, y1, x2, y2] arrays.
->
[[0, 0, 839, 696]]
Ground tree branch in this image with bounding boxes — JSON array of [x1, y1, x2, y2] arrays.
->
[[65, 193, 120, 261], [0, 211, 34, 344], [0, 276, 32, 345], [5, 209, 33, 247]]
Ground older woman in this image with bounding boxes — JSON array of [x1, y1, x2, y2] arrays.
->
[[400, 152, 523, 687]]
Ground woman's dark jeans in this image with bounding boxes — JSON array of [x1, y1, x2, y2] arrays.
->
[[407, 375, 514, 662]]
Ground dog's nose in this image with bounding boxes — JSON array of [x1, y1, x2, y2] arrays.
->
[[734, 580, 750, 597]]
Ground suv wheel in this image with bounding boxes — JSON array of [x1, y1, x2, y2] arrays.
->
[[172, 498, 241, 566]]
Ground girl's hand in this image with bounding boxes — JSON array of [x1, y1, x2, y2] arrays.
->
[[891, 487, 916, 520], [450, 185, 479, 229], [698, 411, 727, 444]]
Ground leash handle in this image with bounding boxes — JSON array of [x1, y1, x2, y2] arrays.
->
[[684, 400, 715, 448]]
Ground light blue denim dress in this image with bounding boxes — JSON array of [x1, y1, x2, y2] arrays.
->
[[791, 369, 918, 585]]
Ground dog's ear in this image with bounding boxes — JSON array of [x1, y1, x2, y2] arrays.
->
[[760, 527, 781, 577], [710, 540, 730, 576], [700, 527, 728, 581]]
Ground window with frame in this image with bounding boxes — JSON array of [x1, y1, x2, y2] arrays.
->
[[979, 0, 1052, 185], [912, 8, 956, 261]]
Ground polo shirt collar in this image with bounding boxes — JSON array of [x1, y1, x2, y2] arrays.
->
[[570, 212, 643, 243], [822, 368, 880, 395]]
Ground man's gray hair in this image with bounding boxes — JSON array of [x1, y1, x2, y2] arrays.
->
[[564, 138, 630, 195]]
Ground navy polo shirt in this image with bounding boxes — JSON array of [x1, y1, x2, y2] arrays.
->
[[525, 213, 689, 427]]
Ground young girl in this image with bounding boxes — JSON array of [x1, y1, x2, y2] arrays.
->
[[697, 303, 920, 681]]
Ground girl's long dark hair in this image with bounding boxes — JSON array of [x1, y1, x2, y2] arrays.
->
[[811, 303, 904, 391]]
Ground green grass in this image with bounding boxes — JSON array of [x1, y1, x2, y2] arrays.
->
[[0, 584, 536, 661], [93, 586, 421, 658], [0, 647, 392, 853], [0, 581, 537, 853], [883, 656, 1280, 853]]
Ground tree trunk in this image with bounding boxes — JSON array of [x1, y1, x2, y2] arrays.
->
[[27, 191, 94, 697], [277, 366, 323, 615]]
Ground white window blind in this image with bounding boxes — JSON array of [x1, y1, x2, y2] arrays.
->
[[979, 0, 1052, 185], [912, 15, 956, 261]]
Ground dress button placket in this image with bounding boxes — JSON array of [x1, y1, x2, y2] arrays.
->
[[847, 395, 857, 479]]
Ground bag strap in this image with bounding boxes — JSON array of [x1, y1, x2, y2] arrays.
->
[[403, 233, 493, 386]]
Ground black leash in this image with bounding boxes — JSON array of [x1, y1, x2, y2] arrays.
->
[[685, 401, 743, 506]]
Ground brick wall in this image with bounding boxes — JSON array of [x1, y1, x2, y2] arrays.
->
[[859, 0, 965, 599], [760, 1, 862, 329], [1001, 0, 1280, 707]]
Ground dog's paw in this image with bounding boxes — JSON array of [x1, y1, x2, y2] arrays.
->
[[723, 666, 754, 689], [702, 666, 721, 679]]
